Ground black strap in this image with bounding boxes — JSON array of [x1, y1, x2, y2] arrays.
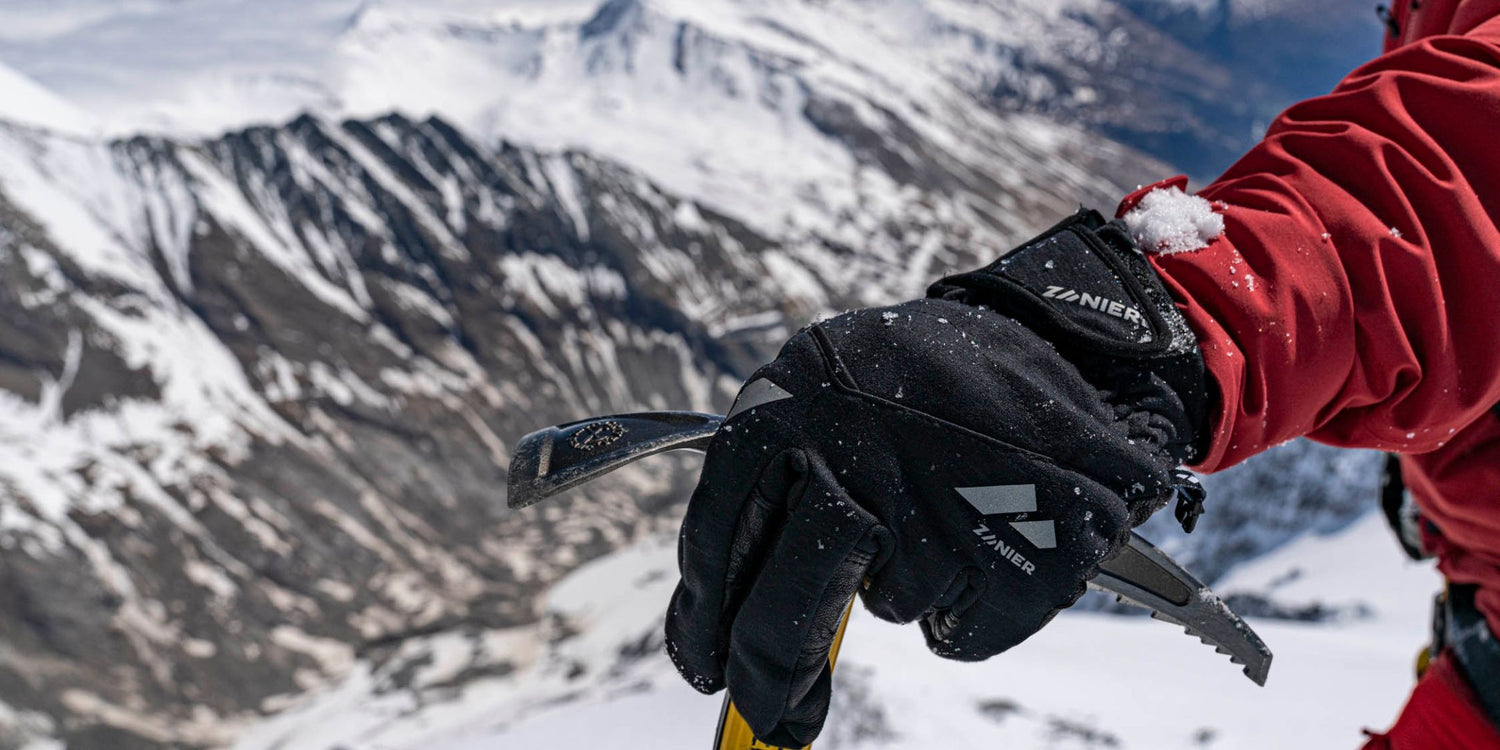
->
[[1375, 4, 1401, 38], [1380, 454, 1429, 561], [1439, 585, 1500, 730]]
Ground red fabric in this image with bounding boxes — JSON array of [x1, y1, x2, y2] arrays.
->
[[1359, 652, 1500, 749], [1384, 1, 1500, 54], [1146, 5, 1500, 634], [1136, 3, 1500, 742], [1379, 0, 1500, 659], [1403, 422, 1500, 633]]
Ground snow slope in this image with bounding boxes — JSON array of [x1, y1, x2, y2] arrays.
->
[[235, 513, 1439, 749], [0, 62, 96, 136]]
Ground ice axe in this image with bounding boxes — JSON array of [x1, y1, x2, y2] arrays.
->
[[508, 410, 1272, 749]]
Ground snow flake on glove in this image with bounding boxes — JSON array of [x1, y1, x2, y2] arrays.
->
[[1123, 186, 1226, 255]]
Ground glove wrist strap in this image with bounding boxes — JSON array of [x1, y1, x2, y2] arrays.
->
[[928, 209, 1209, 463]]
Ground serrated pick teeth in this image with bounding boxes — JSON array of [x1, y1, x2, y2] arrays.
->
[[1150, 611, 1255, 674]]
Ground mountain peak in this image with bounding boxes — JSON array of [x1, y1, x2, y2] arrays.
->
[[580, 0, 649, 40]]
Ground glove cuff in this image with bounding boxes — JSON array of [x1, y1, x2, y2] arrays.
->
[[927, 209, 1210, 463]]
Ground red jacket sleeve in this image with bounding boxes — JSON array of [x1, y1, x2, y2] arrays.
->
[[1149, 16, 1500, 471], [1360, 652, 1500, 750]]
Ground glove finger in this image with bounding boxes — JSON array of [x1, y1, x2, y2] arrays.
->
[[725, 454, 883, 747], [860, 542, 981, 625], [666, 446, 807, 693], [922, 577, 1085, 662]]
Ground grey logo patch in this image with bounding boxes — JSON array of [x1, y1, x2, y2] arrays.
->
[[569, 421, 625, 452], [1042, 285, 1147, 328], [957, 484, 1059, 576], [1007, 520, 1057, 550], [726, 378, 794, 420], [956, 485, 1037, 516]]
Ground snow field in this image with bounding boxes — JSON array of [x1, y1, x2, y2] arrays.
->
[[236, 512, 1439, 749]]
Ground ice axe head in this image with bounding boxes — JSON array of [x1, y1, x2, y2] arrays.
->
[[506, 411, 724, 509], [505, 408, 1273, 688]]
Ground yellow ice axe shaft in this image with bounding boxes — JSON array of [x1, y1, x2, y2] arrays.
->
[[713, 598, 856, 750]]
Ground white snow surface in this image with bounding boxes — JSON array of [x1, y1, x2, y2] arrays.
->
[[0, 62, 96, 136], [237, 512, 1439, 749], [1124, 186, 1226, 255]]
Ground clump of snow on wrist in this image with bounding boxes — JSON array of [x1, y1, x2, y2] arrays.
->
[[1122, 186, 1225, 255]]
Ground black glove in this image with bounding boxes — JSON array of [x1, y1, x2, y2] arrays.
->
[[665, 210, 1210, 746]]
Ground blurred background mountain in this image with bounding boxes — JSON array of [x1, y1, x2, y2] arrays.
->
[[0, 2, 1422, 748]]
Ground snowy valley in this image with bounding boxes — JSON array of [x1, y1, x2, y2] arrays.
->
[[234, 512, 1441, 749]]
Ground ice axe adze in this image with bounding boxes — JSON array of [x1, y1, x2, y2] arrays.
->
[[508, 410, 1272, 749]]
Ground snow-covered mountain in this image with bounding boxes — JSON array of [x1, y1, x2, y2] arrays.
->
[[0, 2, 1397, 747], [0, 0, 1379, 187]]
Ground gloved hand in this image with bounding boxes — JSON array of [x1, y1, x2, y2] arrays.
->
[[665, 210, 1210, 746]]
